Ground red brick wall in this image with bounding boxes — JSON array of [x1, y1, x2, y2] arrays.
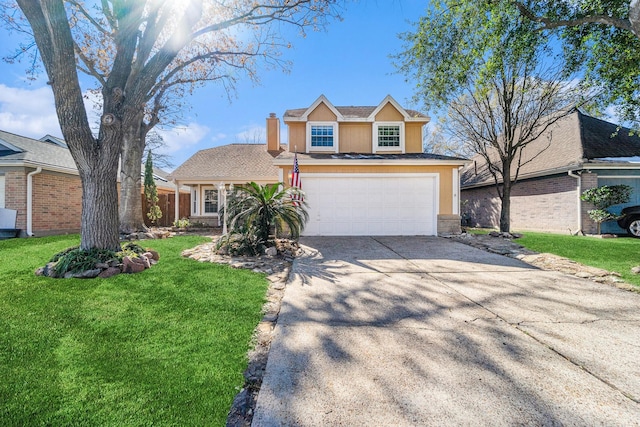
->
[[32, 171, 82, 235], [462, 173, 599, 234]]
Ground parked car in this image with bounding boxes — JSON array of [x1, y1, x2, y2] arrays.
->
[[617, 205, 640, 238]]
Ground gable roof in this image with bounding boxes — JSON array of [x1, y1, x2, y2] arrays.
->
[[284, 95, 429, 122], [0, 129, 77, 172], [461, 110, 640, 188], [169, 144, 283, 182]]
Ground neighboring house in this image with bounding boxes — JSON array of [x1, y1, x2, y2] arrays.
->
[[461, 110, 640, 234], [0, 130, 81, 236], [0, 129, 185, 236], [169, 141, 285, 226]]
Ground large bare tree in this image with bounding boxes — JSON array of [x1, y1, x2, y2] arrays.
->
[[444, 59, 581, 232], [6, 0, 341, 248]]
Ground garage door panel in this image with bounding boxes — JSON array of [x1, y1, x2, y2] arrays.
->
[[301, 174, 438, 236]]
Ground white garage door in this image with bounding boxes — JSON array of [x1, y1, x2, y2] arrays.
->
[[301, 173, 438, 236]]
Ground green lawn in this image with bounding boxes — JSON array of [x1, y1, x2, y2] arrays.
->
[[516, 232, 640, 288], [0, 235, 268, 426]]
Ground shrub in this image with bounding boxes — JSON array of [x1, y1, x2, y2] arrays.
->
[[581, 184, 633, 233], [52, 247, 117, 276], [173, 218, 190, 228], [216, 225, 265, 257]]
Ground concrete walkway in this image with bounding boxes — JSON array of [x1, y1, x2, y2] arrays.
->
[[252, 236, 640, 426]]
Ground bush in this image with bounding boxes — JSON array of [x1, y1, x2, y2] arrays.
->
[[216, 225, 266, 257], [581, 184, 633, 233], [51, 247, 117, 276], [173, 218, 190, 228]]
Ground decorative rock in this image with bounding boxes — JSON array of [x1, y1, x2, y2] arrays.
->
[[575, 271, 593, 279], [70, 268, 102, 279], [98, 266, 121, 278], [264, 246, 278, 257], [146, 250, 160, 261], [489, 231, 500, 237], [632, 266, 640, 275], [95, 262, 110, 269], [123, 256, 146, 273]]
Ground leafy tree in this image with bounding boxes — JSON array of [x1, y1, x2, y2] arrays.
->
[[144, 150, 162, 225], [226, 182, 308, 245], [581, 184, 633, 233], [396, 2, 582, 232], [4, 1, 341, 249]]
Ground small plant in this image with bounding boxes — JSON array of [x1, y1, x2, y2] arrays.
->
[[173, 218, 190, 228], [52, 247, 117, 276], [581, 184, 633, 234], [119, 242, 147, 260], [216, 225, 266, 257]]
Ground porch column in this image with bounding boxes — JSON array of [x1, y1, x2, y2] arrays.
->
[[174, 180, 180, 224]]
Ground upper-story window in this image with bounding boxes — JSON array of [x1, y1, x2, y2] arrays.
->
[[311, 125, 334, 147], [373, 122, 405, 153], [307, 122, 338, 152], [377, 125, 401, 147]]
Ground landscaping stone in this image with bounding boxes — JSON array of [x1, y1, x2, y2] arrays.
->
[[632, 266, 640, 275], [122, 256, 146, 273], [265, 246, 278, 257], [98, 266, 121, 278]]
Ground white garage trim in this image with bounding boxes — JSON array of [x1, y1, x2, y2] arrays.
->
[[300, 173, 439, 236]]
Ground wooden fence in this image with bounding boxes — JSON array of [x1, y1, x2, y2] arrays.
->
[[142, 192, 190, 227]]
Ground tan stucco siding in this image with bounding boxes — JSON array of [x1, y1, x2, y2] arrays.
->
[[278, 164, 455, 215], [288, 122, 305, 152], [339, 123, 371, 153], [308, 102, 337, 121], [375, 103, 404, 121], [405, 123, 424, 153]]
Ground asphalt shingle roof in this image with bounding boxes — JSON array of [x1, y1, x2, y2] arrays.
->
[[461, 110, 640, 188], [169, 144, 282, 181], [0, 129, 76, 171]]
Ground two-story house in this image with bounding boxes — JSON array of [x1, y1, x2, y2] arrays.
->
[[272, 95, 468, 236], [170, 95, 468, 235]]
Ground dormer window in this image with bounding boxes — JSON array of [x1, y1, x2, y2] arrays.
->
[[307, 122, 338, 152], [373, 122, 405, 153]]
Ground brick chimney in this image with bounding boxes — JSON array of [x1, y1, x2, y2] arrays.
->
[[266, 112, 280, 154]]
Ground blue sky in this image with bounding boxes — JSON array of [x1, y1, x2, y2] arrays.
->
[[0, 1, 429, 170]]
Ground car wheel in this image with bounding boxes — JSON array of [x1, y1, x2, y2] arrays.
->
[[627, 217, 640, 238]]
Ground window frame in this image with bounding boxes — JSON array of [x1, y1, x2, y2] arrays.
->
[[202, 186, 219, 216], [306, 121, 339, 153], [373, 122, 405, 153]]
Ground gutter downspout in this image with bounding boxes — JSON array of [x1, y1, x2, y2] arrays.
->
[[568, 170, 582, 233], [27, 167, 42, 236]]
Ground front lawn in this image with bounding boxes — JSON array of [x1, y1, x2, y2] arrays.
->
[[516, 232, 640, 288], [0, 235, 268, 426]]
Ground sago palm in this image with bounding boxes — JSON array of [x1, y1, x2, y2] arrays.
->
[[226, 182, 308, 244]]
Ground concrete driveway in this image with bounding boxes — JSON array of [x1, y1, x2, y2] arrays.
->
[[252, 236, 640, 426]]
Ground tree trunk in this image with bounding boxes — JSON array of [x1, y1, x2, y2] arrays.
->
[[79, 165, 121, 250], [499, 161, 512, 233], [119, 118, 147, 234]]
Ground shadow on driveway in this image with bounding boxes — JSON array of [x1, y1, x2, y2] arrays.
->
[[253, 236, 640, 426]]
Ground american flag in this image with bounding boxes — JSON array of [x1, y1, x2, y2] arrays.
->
[[291, 153, 303, 206]]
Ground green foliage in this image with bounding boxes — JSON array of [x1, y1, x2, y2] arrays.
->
[[216, 224, 266, 257], [51, 247, 118, 276], [173, 217, 191, 228], [50, 242, 148, 276], [580, 184, 633, 209], [394, 0, 548, 109], [0, 234, 268, 425], [581, 184, 632, 233], [144, 150, 162, 224], [226, 182, 309, 244]]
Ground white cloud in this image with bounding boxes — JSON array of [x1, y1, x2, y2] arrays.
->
[[210, 132, 227, 142], [0, 84, 60, 138], [156, 122, 210, 154]]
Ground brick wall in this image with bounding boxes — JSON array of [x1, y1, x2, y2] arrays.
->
[[32, 171, 82, 235], [462, 173, 598, 234], [4, 170, 28, 230]]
